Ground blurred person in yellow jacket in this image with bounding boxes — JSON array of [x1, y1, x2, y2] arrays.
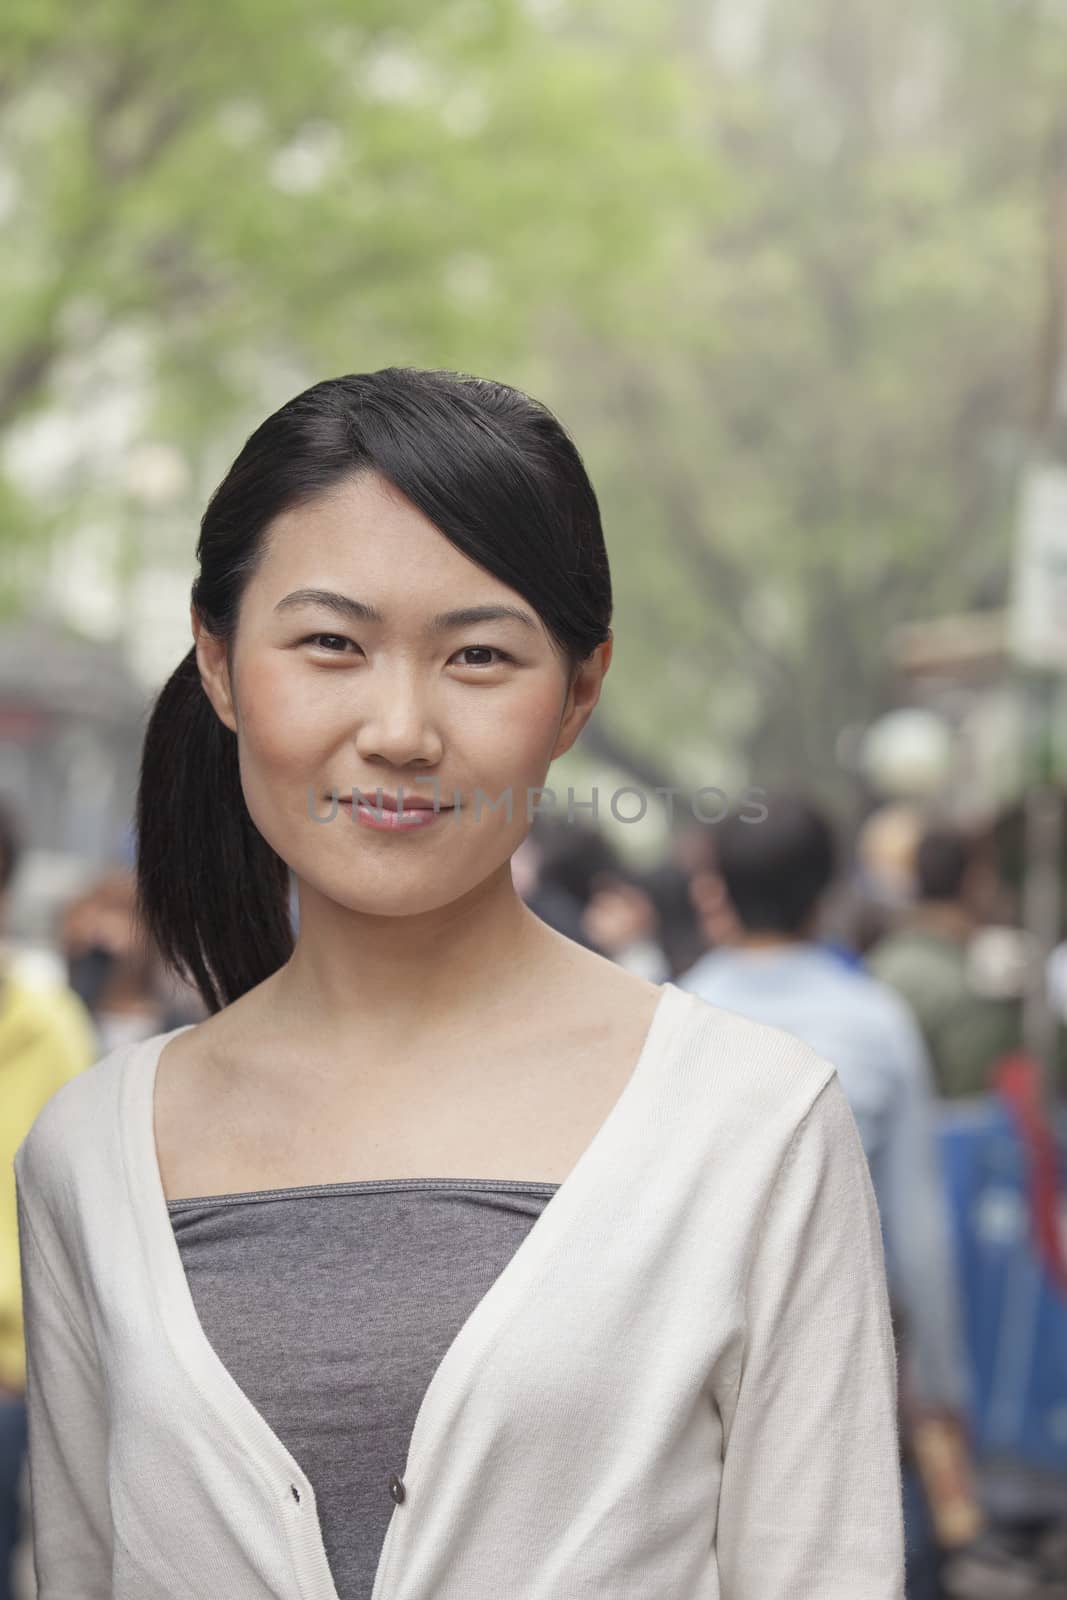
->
[[0, 800, 95, 1600]]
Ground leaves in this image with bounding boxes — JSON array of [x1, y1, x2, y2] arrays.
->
[[0, 0, 1064, 795]]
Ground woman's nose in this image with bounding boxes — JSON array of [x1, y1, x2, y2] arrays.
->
[[350, 669, 444, 768]]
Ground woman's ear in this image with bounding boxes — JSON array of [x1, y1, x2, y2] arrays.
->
[[191, 607, 238, 734], [553, 636, 612, 759]]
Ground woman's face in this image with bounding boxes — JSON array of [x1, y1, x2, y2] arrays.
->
[[194, 470, 610, 919]]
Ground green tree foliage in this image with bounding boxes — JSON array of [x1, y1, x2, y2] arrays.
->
[[0, 0, 701, 431], [579, 0, 1067, 793], [3, 0, 1067, 796]]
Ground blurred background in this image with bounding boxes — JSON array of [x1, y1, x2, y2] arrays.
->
[[2, 2, 1067, 1597]]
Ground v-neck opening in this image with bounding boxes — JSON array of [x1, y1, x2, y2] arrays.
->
[[119, 979, 689, 1600]]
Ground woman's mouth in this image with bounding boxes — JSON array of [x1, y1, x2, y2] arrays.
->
[[337, 795, 454, 832]]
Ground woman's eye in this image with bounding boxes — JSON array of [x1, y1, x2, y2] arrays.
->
[[304, 633, 357, 653], [453, 645, 513, 668], [301, 635, 512, 667]]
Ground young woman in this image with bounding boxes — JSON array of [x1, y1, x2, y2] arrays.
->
[[14, 367, 905, 1600]]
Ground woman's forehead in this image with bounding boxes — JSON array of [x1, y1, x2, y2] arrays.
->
[[247, 499, 542, 629]]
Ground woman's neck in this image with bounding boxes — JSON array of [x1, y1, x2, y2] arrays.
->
[[265, 875, 565, 1049]]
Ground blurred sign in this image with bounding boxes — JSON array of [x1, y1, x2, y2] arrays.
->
[[1009, 466, 1067, 671]]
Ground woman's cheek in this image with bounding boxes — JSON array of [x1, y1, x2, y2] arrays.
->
[[239, 667, 335, 775], [483, 681, 567, 771]]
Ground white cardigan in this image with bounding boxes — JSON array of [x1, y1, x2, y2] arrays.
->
[[14, 980, 905, 1599]]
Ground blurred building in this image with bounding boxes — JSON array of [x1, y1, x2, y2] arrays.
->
[[0, 611, 147, 949]]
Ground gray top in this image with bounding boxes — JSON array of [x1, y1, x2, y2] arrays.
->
[[167, 1178, 558, 1600]]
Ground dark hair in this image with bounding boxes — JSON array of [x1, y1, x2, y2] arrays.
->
[[0, 798, 21, 896], [531, 814, 621, 906], [914, 825, 971, 902], [640, 859, 705, 978], [136, 367, 614, 1014], [714, 792, 838, 935]]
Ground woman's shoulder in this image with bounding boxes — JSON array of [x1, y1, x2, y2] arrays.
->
[[14, 1023, 178, 1196], [672, 990, 868, 1244], [671, 982, 839, 1132]]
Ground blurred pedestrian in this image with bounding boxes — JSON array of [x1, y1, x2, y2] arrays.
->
[[0, 801, 96, 1600], [867, 823, 1021, 1098], [677, 792, 979, 1600], [527, 817, 672, 978], [580, 866, 671, 982], [641, 854, 707, 979], [59, 867, 206, 1050], [688, 860, 743, 949], [511, 821, 597, 949]]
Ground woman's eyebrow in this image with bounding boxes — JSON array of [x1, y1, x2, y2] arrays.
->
[[273, 589, 538, 633]]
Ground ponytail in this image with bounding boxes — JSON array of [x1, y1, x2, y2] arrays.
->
[[135, 646, 293, 1015]]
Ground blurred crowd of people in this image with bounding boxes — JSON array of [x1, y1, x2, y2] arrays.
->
[[0, 788, 1065, 1598], [516, 794, 1067, 1599], [0, 800, 205, 1600]]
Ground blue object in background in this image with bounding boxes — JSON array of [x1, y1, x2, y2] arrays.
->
[[819, 938, 865, 972], [938, 1098, 1067, 1473]]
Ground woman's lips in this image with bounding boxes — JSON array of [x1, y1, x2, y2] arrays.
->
[[337, 796, 453, 831]]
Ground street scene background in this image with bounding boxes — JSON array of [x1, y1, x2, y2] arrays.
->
[[2, 3, 1067, 1597]]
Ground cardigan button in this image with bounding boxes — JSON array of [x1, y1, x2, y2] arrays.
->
[[388, 1471, 406, 1505]]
